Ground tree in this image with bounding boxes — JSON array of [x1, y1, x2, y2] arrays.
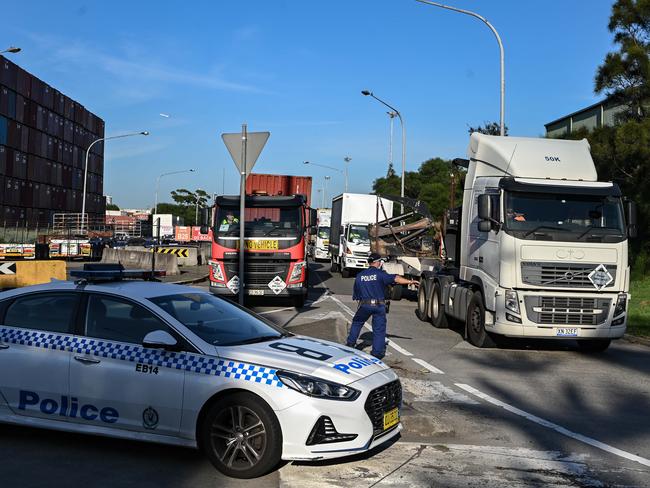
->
[[160, 188, 211, 225], [468, 121, 509, 135], [106, 203, 120, 211], [595, 0, 650, 120]]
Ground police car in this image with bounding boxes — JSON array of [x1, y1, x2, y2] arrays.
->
[[0, 266, 402, 478]]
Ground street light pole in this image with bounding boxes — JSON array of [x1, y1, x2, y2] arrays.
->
[[343, 157, 351, 192], [323, 176, 331, 208], [155, 168, 196, 215], [303, 160, 345, 196], [81, 131, 149, 232], [195, 190, 204, 226], [361, 91, 405, 210], [416, 0, 505, 136], [387, 111, 396, 174]]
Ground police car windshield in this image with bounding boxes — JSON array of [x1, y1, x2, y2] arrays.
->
[[149, 293, 284, 346]]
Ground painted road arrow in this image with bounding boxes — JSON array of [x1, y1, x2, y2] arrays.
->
[[0, 262, 16, 275]]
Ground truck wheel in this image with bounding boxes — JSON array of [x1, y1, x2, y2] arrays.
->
[[200, 392, 282, 479], [466, 291, 496, 348], [577, 339, 611, 353], [390, 284, 403, 301], [416, 280, 429, 322], [430, 282, 449, 329], [330, 258, 339, 273], [341, 267, 351, 278]]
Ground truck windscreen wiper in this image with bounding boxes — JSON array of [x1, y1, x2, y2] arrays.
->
[[523, 225, 568, 238]]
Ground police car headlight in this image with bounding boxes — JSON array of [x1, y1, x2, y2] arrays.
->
[[276, 371, 360, 401], [504, 290, 520, 315], [289, 261, 306, 282]]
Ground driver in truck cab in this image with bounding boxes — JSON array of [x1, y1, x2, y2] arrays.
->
[[221, 211, 240, 226]]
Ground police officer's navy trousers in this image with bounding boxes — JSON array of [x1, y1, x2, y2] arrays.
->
[[346, 304, 387, 358]]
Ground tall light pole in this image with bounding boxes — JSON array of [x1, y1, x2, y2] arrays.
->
[[323, 176, 331, 208], [155, 169, 196, 215], [303, 160, 345, 195], [343, 156, 351, 192], [81, 131, 149, 232], [416, 0, 505, 136], [362, 91, 405, 209], [195, 189, 204, 226], [387, 111, 396, 175], [0, 46, 21, 55]]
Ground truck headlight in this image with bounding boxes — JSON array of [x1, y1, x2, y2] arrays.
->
[[614, 293, 627, 317], [209, 261, 224, 281], [289, 261, 306, 282], [276, 371, 360, 401], [505, 290, 520, 314]]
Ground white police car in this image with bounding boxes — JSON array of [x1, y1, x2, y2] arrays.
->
[[0, 267, 401, 478]]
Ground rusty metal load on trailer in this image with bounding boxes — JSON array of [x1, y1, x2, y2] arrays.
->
[[369, 194, 440, 258]]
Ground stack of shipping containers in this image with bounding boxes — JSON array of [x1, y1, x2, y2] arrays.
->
[[0, 55, 105, 226]]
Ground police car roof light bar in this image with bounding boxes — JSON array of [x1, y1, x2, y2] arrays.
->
[[70, 264, 166, 283]]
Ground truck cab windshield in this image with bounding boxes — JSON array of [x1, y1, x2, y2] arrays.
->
[[216, 207, 303, 238], [317, 226, 330, 239], [504, 192, 625, 242], [348, 225, 369, 245]]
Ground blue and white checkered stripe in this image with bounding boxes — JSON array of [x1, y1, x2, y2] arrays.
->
[[0, 327, 283, 388]]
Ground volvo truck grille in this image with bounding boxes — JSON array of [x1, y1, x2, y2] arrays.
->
[[521, 262, 617, 289], [223, 262, 289, 285], [524, 296, 612, 325]]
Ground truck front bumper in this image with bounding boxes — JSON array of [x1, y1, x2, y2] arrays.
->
[[486, 288, 628, 340], [314, 248, 330, 260], [209, 281, 307, 298], [344, 256, 369, 269]]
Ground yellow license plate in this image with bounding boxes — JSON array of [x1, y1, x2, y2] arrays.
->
[[323, 240, 329, 246], [246, 240, 279, 250], [383, 407, 400, 430]]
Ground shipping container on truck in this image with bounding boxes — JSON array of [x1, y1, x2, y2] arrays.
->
[[205, 174, 315, 308]]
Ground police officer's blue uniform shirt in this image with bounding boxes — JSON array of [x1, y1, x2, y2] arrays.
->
[[353, 267, 397, 300]]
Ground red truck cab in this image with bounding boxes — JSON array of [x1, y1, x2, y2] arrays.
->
[[208, 194, 314, 307]]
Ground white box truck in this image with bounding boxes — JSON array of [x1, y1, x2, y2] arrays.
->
[[312, 208, 332, 261], [418, 133, 636, 351], [329, 193, 394, 278]]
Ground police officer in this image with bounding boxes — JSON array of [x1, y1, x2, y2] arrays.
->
[[345, 253, 418, 359]]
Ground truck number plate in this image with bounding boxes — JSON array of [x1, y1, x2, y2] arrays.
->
[[556, 328, 578, 337], [383, 408, 400, 430], [247, 289, 264, 296], [246, 240, 279, 250]]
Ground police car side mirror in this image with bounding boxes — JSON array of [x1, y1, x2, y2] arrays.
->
[[142, 330, 179, 351]]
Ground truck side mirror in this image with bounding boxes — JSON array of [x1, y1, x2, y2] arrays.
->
[[310, 208, 318, 227], [626, 200, 638, 238], [199, 207, 210, 235], [477, 194, 491, 221], [478, 221, 492, 232]]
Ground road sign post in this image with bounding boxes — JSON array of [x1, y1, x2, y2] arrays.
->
[[221, 126, 270, 305]]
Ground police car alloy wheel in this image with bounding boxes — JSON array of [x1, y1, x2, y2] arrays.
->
[[200, 391, 282, 479]]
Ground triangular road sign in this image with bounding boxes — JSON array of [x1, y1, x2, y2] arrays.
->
[[222, 131, 270, 176]]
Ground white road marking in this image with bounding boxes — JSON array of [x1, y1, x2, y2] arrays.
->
[[412, 357, 444, 374], [457, 383, 650, 468], [401, 378, 476, 404]]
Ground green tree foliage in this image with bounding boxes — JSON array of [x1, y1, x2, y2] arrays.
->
[[372, 157, 464, 221], [157, 188, 211, 225], [106, 203, 120, 211], [595, 0, 650, 120], [468, 121, 509, 136]]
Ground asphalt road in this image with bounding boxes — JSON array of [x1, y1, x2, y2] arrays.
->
[[2, 261, 650, 487]]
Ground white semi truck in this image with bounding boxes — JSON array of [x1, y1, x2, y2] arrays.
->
[[329, 193, 394, 278], [417, 133, 636, 351]]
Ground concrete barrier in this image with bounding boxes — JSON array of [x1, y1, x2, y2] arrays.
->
[[101, 248, 180, 275], [0, 260, 66, 289], [198, 242, 211, 265]]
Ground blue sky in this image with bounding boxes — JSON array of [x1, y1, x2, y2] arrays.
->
[[6, 0, 615, 208]]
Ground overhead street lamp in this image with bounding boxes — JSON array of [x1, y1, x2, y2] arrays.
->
[[323, 175, 331, 208], [416, 0, 505, 136], [81, 131, 149, 232], [303, 160, 350, 193], [1, 46, 21, 55], [362, 90, 405, 209], [155, 168, 196, 215]]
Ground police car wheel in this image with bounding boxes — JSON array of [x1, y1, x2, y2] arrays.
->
[[466, 291, 496, 348], [201, 392, 282, 479]]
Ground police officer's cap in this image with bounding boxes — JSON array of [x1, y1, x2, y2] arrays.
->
[[368, 252, 384, 263]]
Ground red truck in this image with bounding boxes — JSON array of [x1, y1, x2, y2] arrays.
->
[[205, 174, 314, 307]]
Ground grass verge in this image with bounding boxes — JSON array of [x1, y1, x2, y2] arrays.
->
[[628, 278, 650, 337]]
